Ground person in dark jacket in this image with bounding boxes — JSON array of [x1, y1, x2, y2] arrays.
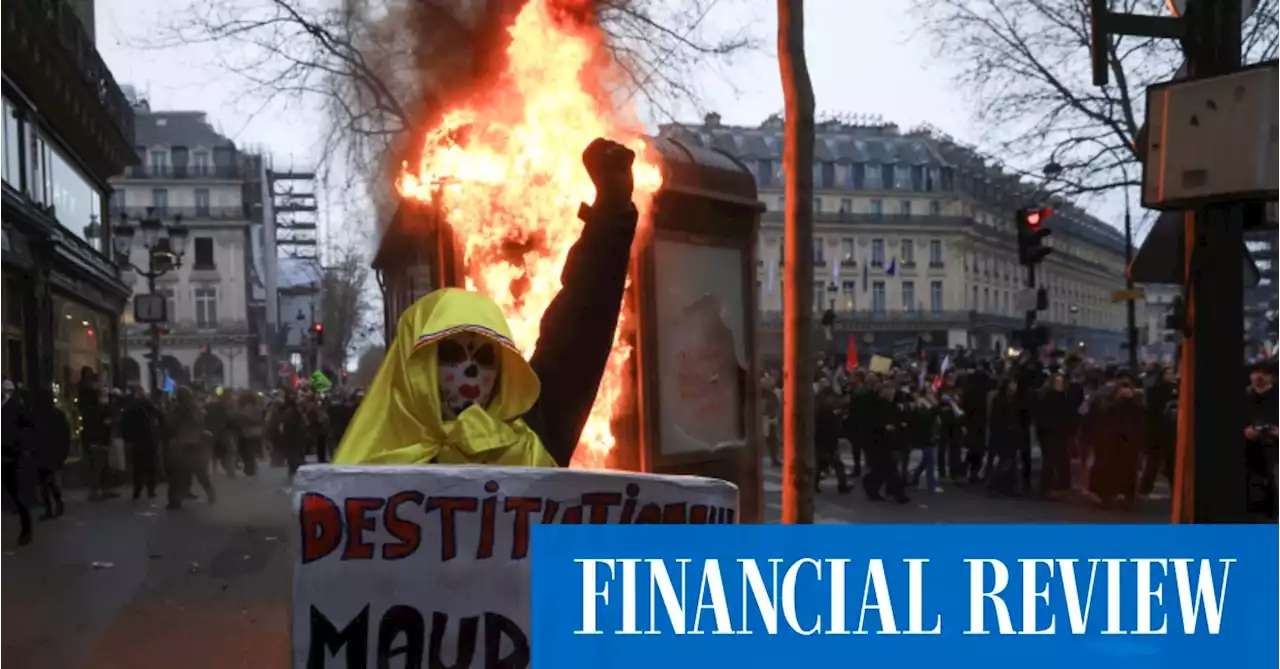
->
[[333, 138, 643, 468], [166, 387, 215, 510], [987, 377, 1028, 496], [1244, 364, 1278, 517], [1035, 374, 1077, 497], [961, 365, 994, 483], [814, 377, 851, 493], [863, 383, 909, 503], [2, 379, 34, 545], [120, 386, 160, 500], [77, 368, 116, 501], [27, 388, 69, 519], [1139, 366, 1177, 495]]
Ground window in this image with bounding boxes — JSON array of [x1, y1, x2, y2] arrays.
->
[[864, 163, 882, 189], [812, 238, 825, 265], [902, 281, 916, 312], [983, 287, 990, 312], [901, 239, 915, 265], [972, 286, 978, 310], [929, 200, 942, 216], [813, 197, 823, 214], [195, 287, 218, 328], [841, 280, 856, 310], [871, 239, 884, 267], [1003, 291, 1010, 315], [929, 239, 943, 266], [894, 165, 912, 189], [870, 199, 883, 217], [813, 281, 827, 312], [27, 129, 51, 206], [156, 287, 177, 323], [872, 281, 886, 313], [927, 167, 941, 191], [835, 164, 851, 188], [148, 149, 168, 174], [756, 159, 773, 187], [2, 97, 20, 187], [813, 162, 825, 189], [775, 195, 785, 211], [899, 200, 912, 216], [930, 281, 943, 312], [193, 237, 215, 270], [194, 188, 210, 217], [840, 238, 855, 264], [192, 150, 211, 176], [151, 188, 169, 214], [839, 198, 852, 213]]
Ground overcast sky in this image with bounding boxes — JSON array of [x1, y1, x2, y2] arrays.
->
[[95, 0, 1133, 263]]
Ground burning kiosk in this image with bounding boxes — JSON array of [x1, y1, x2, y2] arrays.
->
[[373, 135, 765, 522]]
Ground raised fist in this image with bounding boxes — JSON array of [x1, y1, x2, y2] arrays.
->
[[582, 138, 634, 211]]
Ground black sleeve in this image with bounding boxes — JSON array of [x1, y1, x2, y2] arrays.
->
[[526, 203, 639, 466]]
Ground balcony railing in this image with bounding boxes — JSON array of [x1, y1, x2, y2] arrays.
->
[[112, 206, 249, 221], [123, 164, 244, 180], [759, 309, 971, 325], [26, 0, 135, 146], [763, 211, 973, 227]]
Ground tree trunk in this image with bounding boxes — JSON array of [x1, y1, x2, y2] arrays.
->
[[777, 0, 816, 525]]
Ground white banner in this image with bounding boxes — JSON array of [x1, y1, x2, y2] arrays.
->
[[292, 465, 739, 668]]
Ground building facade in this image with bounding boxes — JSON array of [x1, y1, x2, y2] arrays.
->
[[2, 0, 136, 394], [110, 105, 257, 389], [660, 115, 1131, 363]]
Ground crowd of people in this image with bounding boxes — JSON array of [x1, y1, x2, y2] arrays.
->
[[760, 350, 1278, 515], [2, 367, 365, 547]]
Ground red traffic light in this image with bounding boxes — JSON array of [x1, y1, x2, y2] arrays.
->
[[313, 323, 324, 333], [1021, 207, 1052, 229]]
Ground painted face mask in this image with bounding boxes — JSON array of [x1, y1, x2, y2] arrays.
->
[[436, 331, 499, 420]]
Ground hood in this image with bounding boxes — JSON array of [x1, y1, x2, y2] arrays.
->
[[333, 288, 544, 465]]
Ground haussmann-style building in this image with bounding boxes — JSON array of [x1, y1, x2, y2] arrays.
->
[[660, 114, 1132, 363]]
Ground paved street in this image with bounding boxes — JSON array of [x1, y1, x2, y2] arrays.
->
[[761, 452, 1172, 524], [2, 471, 295, 669], [3, 454, 1169, 668]]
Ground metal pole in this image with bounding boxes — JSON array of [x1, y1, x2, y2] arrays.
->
[[1173, 0, 1247, 524], [1124, 189, 1138, 369], [148, 268, 161, 402], [777, 0, 816, 524]]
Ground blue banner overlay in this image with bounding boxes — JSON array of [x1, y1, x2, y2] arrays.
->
[[531, 525, 1278, 669]]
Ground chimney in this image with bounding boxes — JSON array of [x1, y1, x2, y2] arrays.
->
[[704, 112, 721, 128]]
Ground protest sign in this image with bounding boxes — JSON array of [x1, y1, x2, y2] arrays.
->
[[868, 355, 893, 374], [292, 465, 738, 669]]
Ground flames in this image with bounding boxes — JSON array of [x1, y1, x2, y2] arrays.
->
[[398, 0, 662, 468]]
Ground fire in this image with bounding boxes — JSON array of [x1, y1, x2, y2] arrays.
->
[[398, 0, 662, 468]]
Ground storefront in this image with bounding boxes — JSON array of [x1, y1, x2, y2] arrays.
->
[[53, 294, 116, 390]]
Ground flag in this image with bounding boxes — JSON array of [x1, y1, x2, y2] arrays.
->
[[940, 354, 952, 377], [161, 374, 176, 393], [845, 336, 859, 371], [885, 256, 897, 277], [310, 369, 333, 393], [861, 260, 869, 293]]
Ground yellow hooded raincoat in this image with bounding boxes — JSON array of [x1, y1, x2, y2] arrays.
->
[[333, 288, 556, 467]]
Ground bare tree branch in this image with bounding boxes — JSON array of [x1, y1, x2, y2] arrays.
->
[[319, 244, 376, 369], [131, 0, 759, 236], [912, 0, 1277, 197]]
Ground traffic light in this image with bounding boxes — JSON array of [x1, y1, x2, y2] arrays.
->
[[1016, 207, 1053, 266], [312, 322, 325, 345]]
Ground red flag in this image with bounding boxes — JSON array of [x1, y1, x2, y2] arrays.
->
[[845, 336, 859, 371]]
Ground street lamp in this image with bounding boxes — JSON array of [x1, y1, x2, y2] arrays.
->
[[1045, 148, 1138, 368], [113, 207, 188, 399]]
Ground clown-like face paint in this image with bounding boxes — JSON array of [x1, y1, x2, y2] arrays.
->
[[437, 332, 498, 419]]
